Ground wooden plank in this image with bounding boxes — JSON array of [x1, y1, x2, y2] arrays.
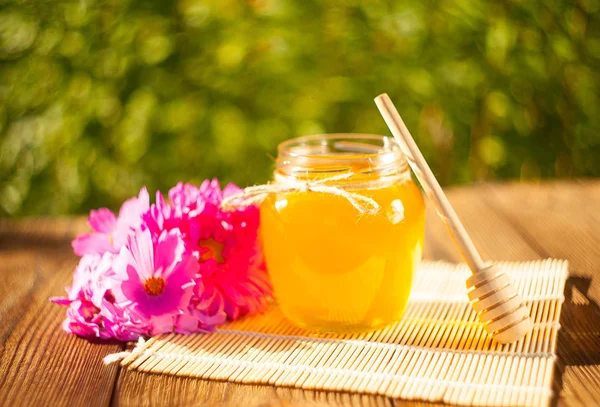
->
[[113, 371, 229, 407], [114, 372, 399, 407], [481, 181, 600, 407], [0, 218, 122, 407], [423, 184, 544, 262]]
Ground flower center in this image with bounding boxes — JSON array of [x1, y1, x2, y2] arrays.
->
[[144, 277, 166, 296], [198, 238, 225, 263]]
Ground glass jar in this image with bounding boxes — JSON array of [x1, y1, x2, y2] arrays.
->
[[260, 134, 425, 332]]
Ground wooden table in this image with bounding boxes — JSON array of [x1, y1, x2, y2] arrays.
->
[[1, 181, 599, 407]]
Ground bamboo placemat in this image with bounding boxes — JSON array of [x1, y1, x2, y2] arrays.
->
[[114, 259, 568, 407]]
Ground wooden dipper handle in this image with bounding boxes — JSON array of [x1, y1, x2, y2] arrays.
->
[[374, 93, 532, 344]]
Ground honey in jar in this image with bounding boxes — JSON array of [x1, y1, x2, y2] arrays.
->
[[260, 134, 425, 332]]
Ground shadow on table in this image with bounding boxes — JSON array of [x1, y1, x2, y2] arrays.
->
[[553, 276, 600, 404]]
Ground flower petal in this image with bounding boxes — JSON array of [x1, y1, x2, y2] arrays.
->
[[118, 187, 150, 222], [222, 183, 243, 198], [125, 228, 155, 280], [112, 187, 151, 247], [157, 256, 198, 311], [88, 208, 117, 234], [154, 231, 185, 275], [72, 233, 115, 256], [49, 296, 71, 306], [112, 264, 145, 308], [195, 309, 227, 327], [149, 315, 175, 335], [174, 314, 199, 334]]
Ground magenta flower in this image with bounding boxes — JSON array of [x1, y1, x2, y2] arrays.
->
[[112, 228, 198, 335], [72, 188, 150, 256], [99, 299, 146, 341], [165, 180, 272, 320], [62, 299, 103, 338], [50, 253, 146, 340], [65, 252, 116, 308]]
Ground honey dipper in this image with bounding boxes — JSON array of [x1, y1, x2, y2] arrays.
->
[[375, 93, 532, 344]]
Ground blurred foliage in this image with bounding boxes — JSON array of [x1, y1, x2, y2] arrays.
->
[[1, 0, 599, 216]]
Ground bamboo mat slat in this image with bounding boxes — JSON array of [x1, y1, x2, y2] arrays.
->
[[117, 259, 568, 407]]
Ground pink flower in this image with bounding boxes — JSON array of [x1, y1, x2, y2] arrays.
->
[[65, 252, 116, 308], [144, 180, 245, 242], [188, 278, 228, 328], [112, 228, 198, 335], [194, 181, 271, 320], [62, 299, 104, 338], [142, 191, 188, 240], [50, 253, 146, 340], [72, 188, 150, 256], [152, 180, 273, 322], [100, 299, 146, 341]]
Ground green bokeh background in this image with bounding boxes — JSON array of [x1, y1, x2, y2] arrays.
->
[[1, 0, 599, 216]]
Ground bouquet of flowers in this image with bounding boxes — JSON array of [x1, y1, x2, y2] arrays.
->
[[51, 180, 273, 340]]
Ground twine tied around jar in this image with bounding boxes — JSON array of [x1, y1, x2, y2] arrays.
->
[[220, 172, 383, 215]]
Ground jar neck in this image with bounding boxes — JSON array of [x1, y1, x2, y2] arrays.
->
[[275, 134, 410, 184]]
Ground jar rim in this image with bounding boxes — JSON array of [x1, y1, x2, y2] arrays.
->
[[276, 133, 408, 178]]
